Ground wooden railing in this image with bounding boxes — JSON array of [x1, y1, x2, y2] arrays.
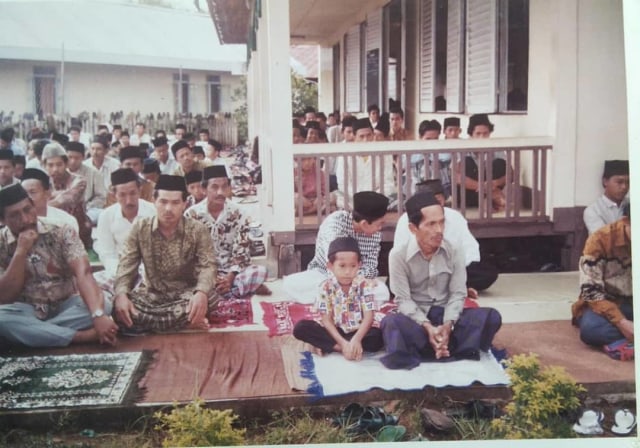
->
[[292, 138, 553, 229]]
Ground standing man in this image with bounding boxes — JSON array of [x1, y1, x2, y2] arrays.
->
[[583, 160, 630, 234], [381, 191, 502, 369], [283, 191, 390, 304], [186, 166, 271, 298], [94, 168, 156, 278], [66, 141, 106, 225], [112, 175, 217, 333], [0, 184, 118, 347]]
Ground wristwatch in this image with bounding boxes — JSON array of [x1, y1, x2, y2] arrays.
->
[[91, 309, 105, 319]]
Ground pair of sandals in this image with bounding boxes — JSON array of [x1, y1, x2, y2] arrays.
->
[[573, 408, 636, 436], [603, 338, 634, 361], [332, 403, 400, 436]]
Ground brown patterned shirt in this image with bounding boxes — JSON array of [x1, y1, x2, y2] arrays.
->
[[0, 220, 86, 319], [571, 218, 632, 324], [114, 216, 216, 298]]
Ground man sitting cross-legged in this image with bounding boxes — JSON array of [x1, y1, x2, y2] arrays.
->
[[380, 190, 502, 369], [572, 203, 633, 358], [283, 191, 391, 305], [293, 236, 383, 360], [113, 175, 217, 333], [185, 165, 271, 298], [0, 184, 118, 347], [94, 168, 156, 279]]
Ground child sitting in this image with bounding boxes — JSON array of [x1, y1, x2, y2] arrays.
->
[[293, 236, 383, 360]]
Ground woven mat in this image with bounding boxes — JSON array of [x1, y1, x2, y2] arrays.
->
[[0, 351, 153, 409]]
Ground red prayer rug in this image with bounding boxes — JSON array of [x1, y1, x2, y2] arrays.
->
[[208, 298, 254, 328]]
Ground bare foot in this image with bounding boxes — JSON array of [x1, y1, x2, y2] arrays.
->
[[187, 318, 209, 331], [255, 284, 272, 296]]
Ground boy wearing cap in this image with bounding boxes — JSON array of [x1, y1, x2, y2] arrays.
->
[[381, 190, 502, 369], [583, 160, 630, 234], [185, 170, 206, 207], [572, 204, 632, 358], [185, 166, 271, 298], [443, 117, 462, 139], [113, 174, 217, 333], [21, 168, 79, 232], [0, 149, 20, 190], [94, 168, 156, 278], [66, 141, 107, 225], [283, 191, 391, 304], [151, 136, 178, 175], [293, 236, 383, 359], [0, 184, 118, 347]]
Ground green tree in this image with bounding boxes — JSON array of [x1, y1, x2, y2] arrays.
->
[[231, 77, 248, 144], [291, 70, 318, 114]]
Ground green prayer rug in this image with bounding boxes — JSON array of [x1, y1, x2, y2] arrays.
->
[[0, 351, 152, 410]]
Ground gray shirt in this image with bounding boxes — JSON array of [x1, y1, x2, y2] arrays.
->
[[389, 236, 466, 324]]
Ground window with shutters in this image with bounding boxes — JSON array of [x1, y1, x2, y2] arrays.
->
[[344, 25, 362, 113], [498, 0, 529, 112]]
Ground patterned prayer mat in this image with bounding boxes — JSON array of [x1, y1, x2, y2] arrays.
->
[[0, 351, 153, 410], [209, 298, 254, 328]]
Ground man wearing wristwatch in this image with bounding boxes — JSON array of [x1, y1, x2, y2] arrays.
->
[[0, 184, 118, 348], [380, 190, 502, 369], [185, 165, 271, 298]]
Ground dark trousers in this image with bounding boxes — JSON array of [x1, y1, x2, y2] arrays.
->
[[293, 319, 384, 354], [458, 157, 507, 207], [578, 302, 633, 346], [380, 306, 502, 370], [466, 261, 499, 291]]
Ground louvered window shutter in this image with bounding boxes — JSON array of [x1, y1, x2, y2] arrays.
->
[[446, 0, 465, 113], [465, 0, 497, 113], [345, 25, 362, 113], [419, 0, 435, 112]]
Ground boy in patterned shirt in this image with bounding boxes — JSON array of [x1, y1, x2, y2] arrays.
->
[[293, 236, 383, 360]]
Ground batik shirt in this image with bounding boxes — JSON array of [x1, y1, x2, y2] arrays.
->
[[114, 216, 215, 298], [185, 199, 251, 275], [0, 220, 86, 319], [571, 218, 632, 324], [315, 273, 376, 333], [306, 210, 382, 278]]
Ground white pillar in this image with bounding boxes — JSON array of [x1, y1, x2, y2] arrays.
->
[[318, 46, 334, 114]]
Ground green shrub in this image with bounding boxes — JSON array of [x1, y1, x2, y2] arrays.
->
[[154, 399, 245, 447], [491, 353, 586, 439]]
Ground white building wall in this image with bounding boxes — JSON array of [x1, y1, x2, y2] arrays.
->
[[0, 60, 243, 116]]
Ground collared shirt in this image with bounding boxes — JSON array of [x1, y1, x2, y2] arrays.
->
[[583, 195, 627, 234], [83, 156, 120, 191], [114, 216, 215, 297], [389, 237, 467, 324], [105, 178, 154, 207], [49, 171, 87, 215], [71, 163, 107, 209], [307, 210, 382, 279], [130, 134, 152, 146], [185, 199, 251, 274], [334, 155, 396, 209], [42, 206, 79, 232], [315, 273, 377, 333], [172, 159, 212, 177], [572, 218, 632, 324], [0, 220, 86, 318], [94, 200, 157, 276], [153, 156, 179, 175], [393, 209, 480, 266]]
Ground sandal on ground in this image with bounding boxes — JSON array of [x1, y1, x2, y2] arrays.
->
[[421, 408, 455, 432], [331, 402, 364, 428], [572, 409, 604, 435], [603, 339, 634, 361], [612, 409, 636, 435]]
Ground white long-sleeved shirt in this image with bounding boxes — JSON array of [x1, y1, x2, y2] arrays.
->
[[583, 195, 628, 234], [94, 199, 156, 276]]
